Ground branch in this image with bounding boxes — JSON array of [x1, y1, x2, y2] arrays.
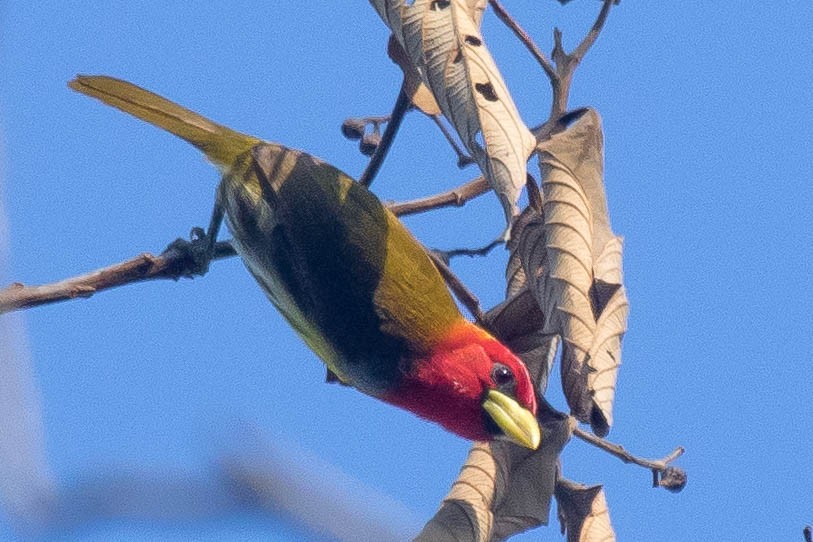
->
[[429, 115, 475, 168], [488, 0, 566, 117], [432, 237, 504, 262], [0, 241, 236, 314], [488, 0, 556, 82], [550, 0, 616, 117], [358, 87, 411, 188], [219, 431, 419, 542], [425, 250, 486, 325], [571, 0, 615, 62], [386, 176, 490, 217], [573, 426, 687, 492], [0, 175, 495, 315], [490, 0, 615, 118]]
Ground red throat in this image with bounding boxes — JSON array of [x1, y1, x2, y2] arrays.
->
[[381, 320, 537, 441]]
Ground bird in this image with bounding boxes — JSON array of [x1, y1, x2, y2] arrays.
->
[[69, 75, 540, 449]]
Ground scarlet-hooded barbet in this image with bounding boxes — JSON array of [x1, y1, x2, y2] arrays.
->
[[69, 76, 540, 449]]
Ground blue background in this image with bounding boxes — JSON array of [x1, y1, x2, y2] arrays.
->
[[2, 2, 812, 540]]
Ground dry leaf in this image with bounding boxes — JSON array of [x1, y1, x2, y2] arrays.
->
[[504, 205, 539, 298], [489, 414, 574, 541], [369, 0, 536, 225], [516, 108, 628, 436], [387, 35, 440, 116], [415, 416, 574, 542], [466, 0, 488, 25], [555, 479, 616, 542], [486, 281, 557, 396], [586, 239, 627, 429]]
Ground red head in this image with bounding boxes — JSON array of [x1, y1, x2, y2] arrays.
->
[[382, 321, 540, 448]]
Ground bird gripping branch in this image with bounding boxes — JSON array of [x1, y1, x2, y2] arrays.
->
[[69, 75, 540, 449]]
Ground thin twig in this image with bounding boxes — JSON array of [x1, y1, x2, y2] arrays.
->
[[434, 237, 504, 262], [573, 426, 684, 471], [0, 175, 495, 314], [359, 88, 411, 188], [488, 0, 556, 82], [358, 115, 392, 126], [429, 115, 474, 168], [0, 241, 236, 314], [549, 0, 615, 117], [571, 0, 615, 63], [425, 250, 486, 325], [573, 426, 686, 491], [387, 176, 490, 216], [490, 0, 614, 118]]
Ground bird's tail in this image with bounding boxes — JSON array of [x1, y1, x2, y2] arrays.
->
[[69, 75, 261, 170]]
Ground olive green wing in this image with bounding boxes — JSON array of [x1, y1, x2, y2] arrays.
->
[[225, 144, 462, 391]]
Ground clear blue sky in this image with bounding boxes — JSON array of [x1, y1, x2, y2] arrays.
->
[[1, 2, 812, 541]]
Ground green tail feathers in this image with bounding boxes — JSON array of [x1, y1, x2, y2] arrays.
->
[[69, 75, 261, 169]]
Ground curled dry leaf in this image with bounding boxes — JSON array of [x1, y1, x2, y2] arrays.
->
[[387, 35, 440, 116], [555, 479, 616, 542], [493, 201, 559, 395], [503, 174, 544, 299], [369, 0, 536, 225], [415, 416, 575, 542], [504, 205, 537, 298], [486, 285, 557, 395], [465, 0, 487, 26], [516, 108, 629, 436]]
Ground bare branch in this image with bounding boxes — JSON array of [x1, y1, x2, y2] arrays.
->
[[219, 432, 420, 542], [429, 115, 475, 168], [387, 176, 491, 216], [489, 0, 615, 118], [572, 0, 616, 63], [0, 241, 236, 314], [573, 426, 687, 492], [425, 250, 487, 325], [488, 0, 557, 82], [433, 237, 504, 262], [359, 88, 411, 188], [0, 174, 496, 315]]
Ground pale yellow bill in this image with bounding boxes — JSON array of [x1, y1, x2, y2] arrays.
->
[[482, 389, 541, 450]]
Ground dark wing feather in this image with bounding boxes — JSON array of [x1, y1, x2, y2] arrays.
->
[[221, 144, 461, 393]]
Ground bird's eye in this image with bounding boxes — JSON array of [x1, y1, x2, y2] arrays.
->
[[491, 363, 515, 389]]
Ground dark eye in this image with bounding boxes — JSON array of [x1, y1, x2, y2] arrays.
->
[[491, 364, 515, 389]]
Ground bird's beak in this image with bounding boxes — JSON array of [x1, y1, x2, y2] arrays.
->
[[482, 389, 541, 450]]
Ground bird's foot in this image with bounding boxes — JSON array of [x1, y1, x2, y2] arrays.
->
[[162, 227, 214, 278]]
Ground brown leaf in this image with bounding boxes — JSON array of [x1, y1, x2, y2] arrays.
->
[[485, 286, 557, 395], [514, 108, 628, 436], [555, 479, 616, 542], [465, 0, 487, 26], [490, 416, 574, 540], [504, 204, 540, 298], [414, 416, 575, 542], [586, 242, 628, 431], [387, 35, 440, 116], [370, 0, 535, 226]]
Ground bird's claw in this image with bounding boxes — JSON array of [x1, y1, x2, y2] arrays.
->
[[163, 227, 214, 277], [190, 227, 206, 242]]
